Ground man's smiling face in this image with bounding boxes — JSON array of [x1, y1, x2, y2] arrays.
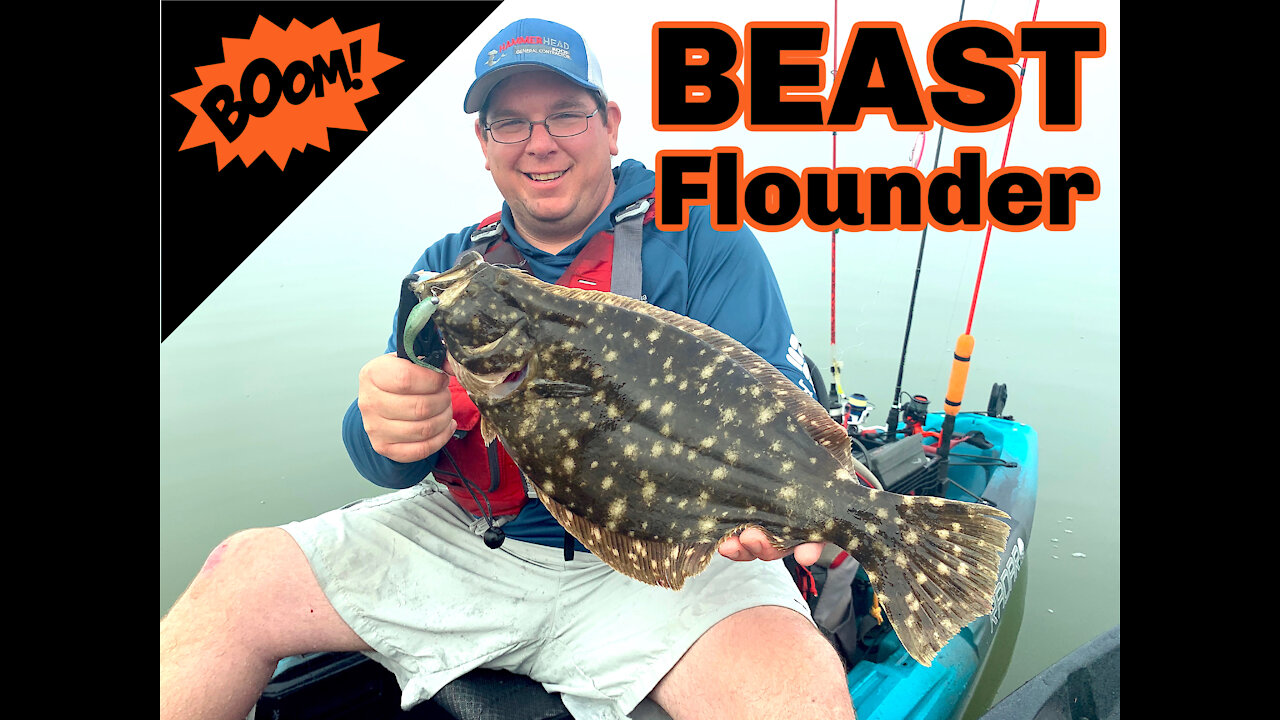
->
[[475, 70, 621, 252]]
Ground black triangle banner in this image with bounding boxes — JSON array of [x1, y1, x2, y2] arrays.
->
[[160, 1, 501, 341]]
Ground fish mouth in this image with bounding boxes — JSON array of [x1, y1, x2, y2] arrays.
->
[[453, 358, 533, 403], [490, 364, 529, 400]]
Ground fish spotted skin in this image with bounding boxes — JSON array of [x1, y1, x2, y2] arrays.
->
[[413, 251, 1011, 666]]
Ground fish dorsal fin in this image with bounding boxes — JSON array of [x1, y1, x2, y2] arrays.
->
[[532, 484, 716, 590], [519, 274, 859, 475]]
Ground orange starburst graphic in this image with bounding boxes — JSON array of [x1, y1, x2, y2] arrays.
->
[[170, 16, 402, 170]]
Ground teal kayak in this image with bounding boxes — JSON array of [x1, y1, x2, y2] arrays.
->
[[843, 411, 1037, 720]]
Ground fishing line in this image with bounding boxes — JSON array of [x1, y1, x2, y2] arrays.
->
[[967, 0, 1041, 334]]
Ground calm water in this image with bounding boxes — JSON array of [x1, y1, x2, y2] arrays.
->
[[160, 2, 1119, 711]]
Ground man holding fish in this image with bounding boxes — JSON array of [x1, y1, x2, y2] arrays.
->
[[162, 18, 858, 720]]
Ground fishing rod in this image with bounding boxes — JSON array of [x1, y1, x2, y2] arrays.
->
[[883, 0, 969, 444], [827, 0, 843, 407], [934, 0, 1042, 486], [825, 1, 878, 435]]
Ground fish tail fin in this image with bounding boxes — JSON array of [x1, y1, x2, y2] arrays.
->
[[831, 492, 1011, 666]]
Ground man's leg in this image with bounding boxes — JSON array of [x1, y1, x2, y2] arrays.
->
[[650, 605, 856, 720], [160, 528, 371, 720]]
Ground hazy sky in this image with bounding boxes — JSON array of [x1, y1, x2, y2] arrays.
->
[[264, 0, 1119, 268]]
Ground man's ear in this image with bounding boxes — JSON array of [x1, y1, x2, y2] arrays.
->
[[605, 101, 621, 157]]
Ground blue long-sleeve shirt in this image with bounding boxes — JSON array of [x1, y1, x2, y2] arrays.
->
[[341, 159, 816, 547]]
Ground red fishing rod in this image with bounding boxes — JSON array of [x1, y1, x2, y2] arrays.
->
[[828, 0, 840, 404], [935, 0, 1042, 486]]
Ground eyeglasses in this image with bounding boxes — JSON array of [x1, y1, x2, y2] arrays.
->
[[483, 109, 600, 144]]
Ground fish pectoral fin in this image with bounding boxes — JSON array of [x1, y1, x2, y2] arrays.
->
[[533, 486, 716, 590], [528, 379, 593, 398], [480, 416, 497, 446]]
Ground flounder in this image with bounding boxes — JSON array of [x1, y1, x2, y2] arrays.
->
[[408, 251, 1011, 666]]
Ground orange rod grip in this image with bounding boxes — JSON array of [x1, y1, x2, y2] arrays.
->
[[943, 334, 974, 417]]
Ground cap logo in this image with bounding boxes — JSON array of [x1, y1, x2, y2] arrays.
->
[[499, 35, 544, 52], [484, 49, 500, 67], [497, 35, 572, 58]]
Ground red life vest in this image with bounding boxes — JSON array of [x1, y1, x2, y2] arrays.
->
[[432, 195, 655, 518]]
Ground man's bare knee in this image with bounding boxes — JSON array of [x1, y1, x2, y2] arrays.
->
[[164, 527, 369, 659], [652, 605, 855, 720]]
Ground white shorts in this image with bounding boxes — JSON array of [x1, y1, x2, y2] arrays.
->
[[281, 482, 812, 719]]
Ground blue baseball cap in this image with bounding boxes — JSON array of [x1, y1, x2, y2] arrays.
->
[[464, 18, 607, 114]]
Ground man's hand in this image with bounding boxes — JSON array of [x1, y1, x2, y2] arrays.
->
[[719, 528, 825, 567], [357, 353, 456, 463]]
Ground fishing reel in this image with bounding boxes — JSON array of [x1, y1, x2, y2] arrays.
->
[[842, 393, 873, 429], [902, 393, 930, 436]]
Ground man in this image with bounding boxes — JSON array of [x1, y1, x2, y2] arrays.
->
[[160, 18, 855, 720]]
